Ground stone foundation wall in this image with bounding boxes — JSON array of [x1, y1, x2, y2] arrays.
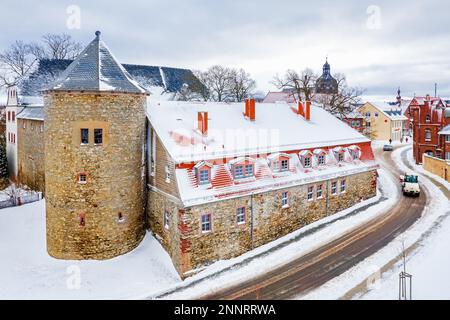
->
[[17, 119, 45, 194], [148, 170, 377, 277], [45, 92, 147, 260]]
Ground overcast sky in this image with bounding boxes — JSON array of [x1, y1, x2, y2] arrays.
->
[[2, 0, 450, 98]]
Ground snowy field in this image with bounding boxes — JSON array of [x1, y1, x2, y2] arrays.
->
[[301, 145, 450, 300]]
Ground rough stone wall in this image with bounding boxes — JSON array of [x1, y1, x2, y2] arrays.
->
[[17, 119, 45, 193], [163, 170, 377, 276], [45, 92, 147, 260]]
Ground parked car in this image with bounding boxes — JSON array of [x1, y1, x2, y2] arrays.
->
[[399, 172, 420, 197], [383, 144, 394, 151]]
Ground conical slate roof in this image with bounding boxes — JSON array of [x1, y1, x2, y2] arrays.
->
[[47, 31, 147, 94]]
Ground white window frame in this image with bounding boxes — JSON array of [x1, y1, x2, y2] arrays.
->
[[245, 164, 254, 177], [303, 157, 311, 168], [198, 169, 210, 185], [331, 181, 337, 195], [307, 186, 314, 201], [164, 211, 170, 230], [341, 179, 347, 193], [281, 191, 289, 208], [281, 159, 289, 171], [425, 129, 432, 141], [318, 155, 326, 166], [236, 207, 246, 225], [234, 165, 244, 179], [165, 165, 171, 183], [317, 185, 323, 199], [201, 214, 212, 233]]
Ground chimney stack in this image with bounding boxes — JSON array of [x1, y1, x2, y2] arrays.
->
[[197, 111, 208, 135], [249, 99, 256, 121], [298, 102, 304, 117], [305, 101, 311, 121], [245, 99, 250, 118]]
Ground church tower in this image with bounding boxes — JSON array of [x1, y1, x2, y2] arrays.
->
[[315, 58, 338, 95], [44, 31, 149, 260]]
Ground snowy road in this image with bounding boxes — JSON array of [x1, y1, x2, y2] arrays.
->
[[200, 145, 427, 299]]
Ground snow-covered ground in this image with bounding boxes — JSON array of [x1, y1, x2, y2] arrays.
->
[[0, 201, 180, 300], [300, 145, 450, 300]]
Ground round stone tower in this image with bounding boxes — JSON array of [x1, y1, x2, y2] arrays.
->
[[44, 31, 148, 260]]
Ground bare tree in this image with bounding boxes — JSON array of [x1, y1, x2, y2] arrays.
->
[[199, 65, 233, 102], [39, 33, 83, 60], [315, 73, 364, 119], [229, 68, 256, 102], [0, 34, 83, 89], [0, 41, 39, 87], [272, 68, 318, 102]]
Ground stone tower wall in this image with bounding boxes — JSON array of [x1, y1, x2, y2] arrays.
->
[[45, 92, 147, 260]]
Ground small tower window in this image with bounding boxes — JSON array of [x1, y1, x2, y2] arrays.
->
[[201, 214, 212, 233], [81, 128, 89, 144], [79, 213, 86, 227], [78, 173, 87, 184], [94, 128, 103, 144], [164, 211, 170, 230], [425, 129, 431, 141], [7, 111, 10, 121], [12, 111, 15, 122], [118, 212, 125, 223], [426, 115, 431, 123]]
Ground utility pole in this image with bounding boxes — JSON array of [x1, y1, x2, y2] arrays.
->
[[399, 241, 413, 300]]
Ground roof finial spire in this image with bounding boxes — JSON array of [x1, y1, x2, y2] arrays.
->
[[95, 30, 101, 39]]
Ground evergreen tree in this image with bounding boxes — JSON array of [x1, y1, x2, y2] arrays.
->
[[0, 133, 9, 187]]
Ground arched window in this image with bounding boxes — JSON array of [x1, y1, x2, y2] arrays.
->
[[425, 115, 431, 123], [79, 213, 86, 227]]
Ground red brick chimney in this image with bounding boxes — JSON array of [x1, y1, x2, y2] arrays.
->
[[249, 99, 256, 121], [198, 111, 208, 135], [298, 102, 304, 117], [305, 101, 311, 121], [244, 99, 250, 117]]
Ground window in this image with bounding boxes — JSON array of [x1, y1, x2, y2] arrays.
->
[[352, 151, 359, 160], [118, 212, 125, 223], [165, 165, 171, 183], [365, 112, 371, 117], [7, 111, 10, 121], [281, 191, 289, 208], [199, 169, 210, 185], [445, 135, 450, 143], [317, 185, 323, 199], [318, 155, 326, 166], [22, 122, 26, 129], [94, 128, 103, 144], [81, 128, 89, 144], [79, 213, 86, 227], [78, 173, 87, 184], [281, 159, 289, 171], [273, 161, 280, 172], [8, 132, 10, 142], [307, 186, 314, 201], [12, 111, 15, 122], [374, 112, 379, 117], [446, 152, 450, 160], [40, 124, 44, 133], [331, 182, 337, 195], [235, 165, 244, 178], [245, 164, 253, 176], [201, 214, 212, 233], [338, 153, 344, 162], [425, 129, 431, 141], [426, 115, 431, 123], [341, 180, 347, 193], [236, 207, 246, 225], [425, 150, 433, 157], [303, 157, 311, 168], [164, 211, 170, 230]]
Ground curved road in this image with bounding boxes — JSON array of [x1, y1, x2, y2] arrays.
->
[[203, 146, 427, 300]]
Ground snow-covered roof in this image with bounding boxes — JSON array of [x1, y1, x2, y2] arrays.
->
[[364, 101, 408, 121], [46, 31, 147, 94], [439, 125, 450, 135], [16, 106, 44, 121], [147, 100, 370, 163]]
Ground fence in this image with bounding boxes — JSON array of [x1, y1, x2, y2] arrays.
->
[[423, 154, 450, 183], [0, 192, 42, 210]]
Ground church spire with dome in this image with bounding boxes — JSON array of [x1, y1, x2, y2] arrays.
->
[[315, 57, 338, 94]]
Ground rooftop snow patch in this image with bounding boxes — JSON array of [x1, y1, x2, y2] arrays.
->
[[146, 100, 371, 163], [16, 106, 45, 121]]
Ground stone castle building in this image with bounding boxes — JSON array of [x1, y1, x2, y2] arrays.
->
[[5, 32, 379, 278]]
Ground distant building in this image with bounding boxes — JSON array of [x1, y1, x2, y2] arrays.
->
[[409, 95, 450, 164], [262, 91, 298, 103], [342, 111, 365, 134], [358, 101, 409, 141], [315, 58, 338, 95]]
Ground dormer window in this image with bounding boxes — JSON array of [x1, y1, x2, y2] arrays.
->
[[333, 147, 346, 163], [338, 153, 344, 162], [318, 155, 325, 165], [229, 157, 255, 179], [348, 145, 361, 160], [303, 157, 311, 168], [299, 150, 313, 168], [281, 159, 289, 171], [268, 153, 290, 173], [194, 161, 213, 185]]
